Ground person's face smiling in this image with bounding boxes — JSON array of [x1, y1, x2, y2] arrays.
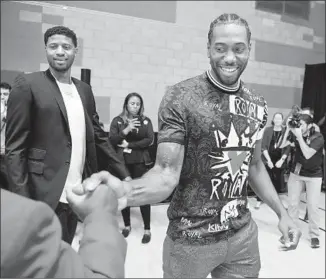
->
[[207, 23, 251, 87]]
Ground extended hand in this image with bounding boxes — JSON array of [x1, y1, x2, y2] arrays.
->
[[278, 214, 301, 251], [82, 171, 130, 210], [66, 183, 119, 221]]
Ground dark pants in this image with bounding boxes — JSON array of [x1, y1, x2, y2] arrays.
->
[[0, 155, 9, 190], [257, 165, 285, 201], [55, 202, 78, 244], [267, 166, 285, 193], [121, 163, 151, 230]]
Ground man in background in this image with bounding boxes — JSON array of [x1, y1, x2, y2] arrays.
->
[[0, 82, 11, 190], [5, 26, 130, 244]]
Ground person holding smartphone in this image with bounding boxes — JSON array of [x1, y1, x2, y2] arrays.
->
[[109, 92, 154, 243]]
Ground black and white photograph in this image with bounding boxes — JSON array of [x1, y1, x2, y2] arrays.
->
[[1, 1, 325, 278]]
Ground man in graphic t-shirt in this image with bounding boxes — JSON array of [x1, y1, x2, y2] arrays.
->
[[84, 13, 301, 278]]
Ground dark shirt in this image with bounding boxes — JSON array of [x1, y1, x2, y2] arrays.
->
[[261, 126, 286, 166], [109, 116, 154, 165], [269, 130, 282, 162], [291, 132, 324, 177], [158, 71, 268, 245]]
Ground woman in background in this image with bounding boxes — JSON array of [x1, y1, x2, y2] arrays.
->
[[256, 112, 287, 209], [110, 92, 154, 244]]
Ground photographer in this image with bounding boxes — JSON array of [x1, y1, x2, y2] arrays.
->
[[279, 108, 324, 249]]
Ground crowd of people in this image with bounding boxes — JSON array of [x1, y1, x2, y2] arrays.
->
[[0, 12, 324, 278]]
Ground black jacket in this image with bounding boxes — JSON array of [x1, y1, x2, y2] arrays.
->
[[109, 115, 154, 166], [5, 69, 129, 209]]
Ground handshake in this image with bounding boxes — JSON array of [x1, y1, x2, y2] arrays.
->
[[66, 171, 131, 222]]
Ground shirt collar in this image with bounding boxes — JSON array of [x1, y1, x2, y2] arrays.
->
[[206, 69, 241, 93]]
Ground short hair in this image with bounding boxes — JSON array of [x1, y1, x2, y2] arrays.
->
[[0, 82, 11, 91], [208, 13, 251, 44], [300, 107, 314, 118], [300, 114, 314, 125], [44, 26, 78, 47]]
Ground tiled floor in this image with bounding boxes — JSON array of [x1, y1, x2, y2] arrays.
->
[[72, 192, 325, 278]]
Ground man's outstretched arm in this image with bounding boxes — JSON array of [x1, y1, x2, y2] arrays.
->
[[124, 142, 184, 206], [249, 139, 287, 218], [248, 139, 301, 248], [84, 142, 185, 208]]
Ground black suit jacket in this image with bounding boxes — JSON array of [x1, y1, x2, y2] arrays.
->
[[0, 189, 127, 278], [5, 69, 129, 209]]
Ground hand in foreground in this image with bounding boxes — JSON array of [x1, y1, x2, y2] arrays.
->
[[82, 171, 129, 210], [66, 183, 118, 222], [278, 213, 301, 251]]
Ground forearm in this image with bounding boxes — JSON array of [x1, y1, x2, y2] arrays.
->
[[317, 116, 325, 127], [5, 148, 30, 197], [128, 138, 152, 149], [78, 211, 127, 278], [5, 156, 30, 197], [249, 160, 287, 218], [279, 154, 287, 162], [5, 74, 32, 196], [110, 128, 130, 146], [30, 206, 125, 278], [297, 136, 315, 159], [262, 150, 271, 162], [95, 136, 130, 179], [109, 133, 125, 146], [123, 165, 177, 207]]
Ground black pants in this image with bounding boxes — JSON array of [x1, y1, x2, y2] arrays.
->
[[257, 166, 285, 201], [0, 155, 9, 190], [55, 202, 78, 244], [121, 163, 151, 230]]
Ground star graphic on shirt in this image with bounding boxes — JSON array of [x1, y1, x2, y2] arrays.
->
[[210, 149, 248, 179]]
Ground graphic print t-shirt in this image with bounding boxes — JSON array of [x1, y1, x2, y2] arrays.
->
[[158, 71, 268, 245]]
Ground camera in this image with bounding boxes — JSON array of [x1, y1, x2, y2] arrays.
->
[[288, 113, 301, 128]]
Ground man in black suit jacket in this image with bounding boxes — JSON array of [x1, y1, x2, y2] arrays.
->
[[5, 26, 130, 244], [1, 180, 127, 278]]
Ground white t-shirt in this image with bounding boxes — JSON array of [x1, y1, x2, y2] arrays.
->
[[56, 80, 86, 203]]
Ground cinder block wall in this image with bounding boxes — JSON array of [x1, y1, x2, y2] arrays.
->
[[1, 1, 325, 129]]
